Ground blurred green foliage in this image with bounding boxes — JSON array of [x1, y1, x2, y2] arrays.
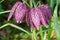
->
[[0, 0, 60, 40]]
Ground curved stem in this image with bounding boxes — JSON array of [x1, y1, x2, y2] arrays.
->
[[30, 0, 33, 8], [0, 10, 10, 14], [22, 0, 30, 7], [0, 23, 30, 35]]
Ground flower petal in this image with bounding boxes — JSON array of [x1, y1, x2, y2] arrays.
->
[[39, 7, 48, 23], [30, 8, 40, 30], [26, 8, 30, 25], [8, 2, 21, 21], [37, 7, 47, 27], [15, 3, 27, 23], [29, 12, 34, 31], [42, 4, 52, 19]]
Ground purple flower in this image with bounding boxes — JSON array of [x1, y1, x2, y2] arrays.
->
[[8, 2, 21, 21], [8, 2, 27, 23], [41, 4, 52, 20], [29, 5, 52, 30], [8, 1, 52, 30], [30, 8, 40, 30]]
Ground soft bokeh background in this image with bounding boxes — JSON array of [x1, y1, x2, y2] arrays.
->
[[0, 0, 60, 40]]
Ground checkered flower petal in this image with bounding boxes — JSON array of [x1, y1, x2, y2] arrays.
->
[[15, 3, 27, 23], [8, 2, 21, 21], [30, 8, 40, 30]]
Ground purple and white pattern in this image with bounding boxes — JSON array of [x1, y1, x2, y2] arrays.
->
[[8, 1, 52, 30]]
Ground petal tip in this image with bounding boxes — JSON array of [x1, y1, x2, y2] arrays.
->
[[17, 21, 19, 23], [20, 21, 22, 23]]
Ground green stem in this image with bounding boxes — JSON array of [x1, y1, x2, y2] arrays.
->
[[37, 28, 53, 36], [47, 20, 52, 40], [40, 26, 44, 40], [32, 0, 36, 7], [44, 31, 47, 40], [0, 23, 30, 35], [53, 4, 60, 40], [22, 0, 30, 7], [35, 1, 41, 7], [0, 0, 4, 3], [0, 10, 10, 14], [32, 28, 37, 40], [30, 0, 33, 8]]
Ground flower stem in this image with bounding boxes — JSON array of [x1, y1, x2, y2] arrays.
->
[[32, 28, 37, 40], [30, 0, 33, 8], [22, 0, 30, 7], [0, 10, 10, 14], [0, 23, 30, 36], [44, 31, 47, 40], [39, 26, 44, 40], [32, 0, 36, 7]]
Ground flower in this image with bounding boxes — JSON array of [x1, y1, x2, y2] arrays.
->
[[30, 8, 40, 30], [8, 2, 21, 21], [29, 5, 52, 30], [8, 1, 27, 23], [8, 1, 52, 30]]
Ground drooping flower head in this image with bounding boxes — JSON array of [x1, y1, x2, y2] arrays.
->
[[29, 5, 52, 30], [8, 2, 21, 21], [30, 8, 40, 30], [8, 1, 52, 30], [8, 1, 27, 23]]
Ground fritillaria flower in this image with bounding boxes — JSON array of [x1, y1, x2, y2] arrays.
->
[[30, 5, 52, 30], [8, 1, 52, 30], [8, 1, 27, 23], [30, 8, 40, 30]]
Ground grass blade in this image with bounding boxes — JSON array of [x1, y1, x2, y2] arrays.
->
[[53, 5, 60, 40]]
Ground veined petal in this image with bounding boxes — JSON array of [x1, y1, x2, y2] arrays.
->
[[15, 3, 27, 23], [29, 12, 34, 31], [26, 9, 30, 25], [8, 2, 22, 21], [42, 4, 52, 19], [39, 7, 48, 23], [30, 8, 40, 30], [37, 8, 47, 27], [30, 8, 35, 27]]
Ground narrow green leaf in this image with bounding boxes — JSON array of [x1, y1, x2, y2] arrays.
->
[[47, 20, 52, 40], [0, 0, 4, 3], [53, 5, 60, 40], [32, 0, 39, 7], [57, 0, 60, 5], [50, 0, 56, 11]]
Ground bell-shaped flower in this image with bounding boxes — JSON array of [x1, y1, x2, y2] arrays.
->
[[29, 5, 52, 30], [30, 8, 40, 30], [40, 4, 52, 20], [8, 1, 27, 23], [8, 2, 21, 21], [38, 4, 52, 28], [8, 1, 52, 30]]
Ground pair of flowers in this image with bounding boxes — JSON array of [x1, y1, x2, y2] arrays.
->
[[8, 1, 52, 30]]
